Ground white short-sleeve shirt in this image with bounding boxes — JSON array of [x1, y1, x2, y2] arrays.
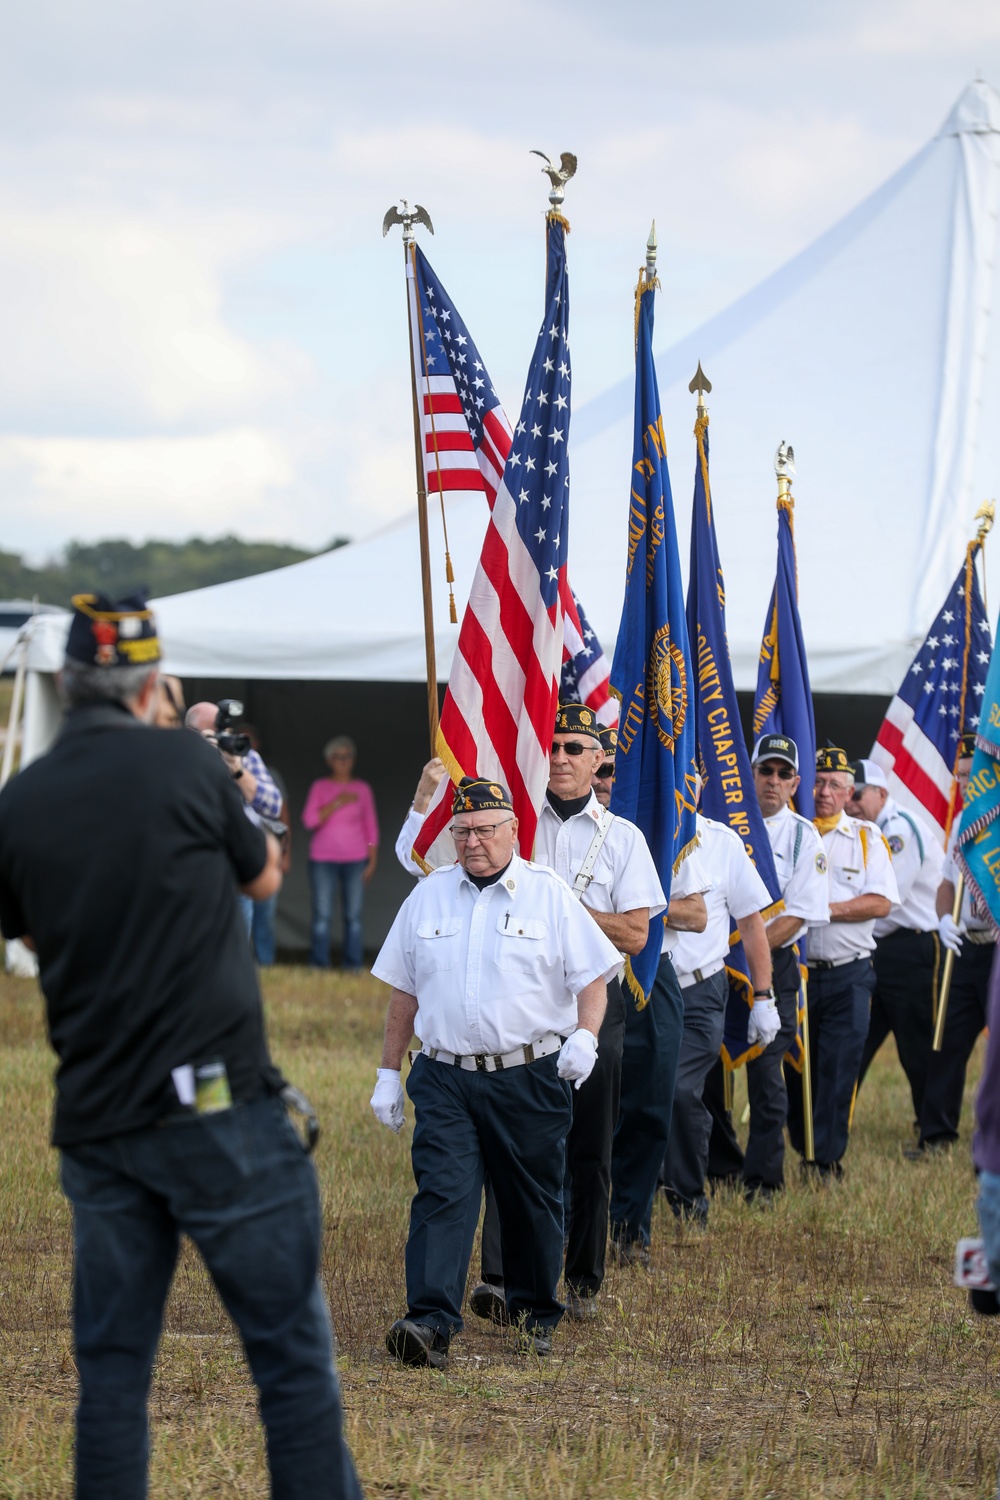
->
[[534, 793, 666, 919], [763, 805, 830, 947], [664, 815, 772, 973], [807, 812, 899, 962], [875, 796, 943, 937], [371, 852, 622, 1056]]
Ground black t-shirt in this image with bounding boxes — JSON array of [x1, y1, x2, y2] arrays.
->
[[0, 703, 280, 1146]]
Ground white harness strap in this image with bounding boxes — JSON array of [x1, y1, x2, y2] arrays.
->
[[571, 809, 614, 900]]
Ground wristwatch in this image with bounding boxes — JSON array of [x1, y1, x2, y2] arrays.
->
[[232, 768, 244, 781], [753, 988, 775, 999]]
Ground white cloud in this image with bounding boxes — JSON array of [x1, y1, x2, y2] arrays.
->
[[0, 206, 303, 426], [0, 429, 297, 549], [857, 0, 1000, 54]]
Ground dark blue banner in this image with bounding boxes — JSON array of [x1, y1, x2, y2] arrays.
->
[[688, 414, 783, 1065], [753, 499, 817, 821], [609, 278, 698, 1005]]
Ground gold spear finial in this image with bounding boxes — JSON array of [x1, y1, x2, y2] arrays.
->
[[645, 221, 657, 283], [975, 499, 995, 543], [688, 362, 712, 416]]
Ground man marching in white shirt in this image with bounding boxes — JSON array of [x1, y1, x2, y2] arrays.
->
[[660, 801, 775, 1227], [706, 734, 830, 1201], [797, 747, 898, 1178], [370, 777, 621, 1368], [850, 758, 944, 1135]]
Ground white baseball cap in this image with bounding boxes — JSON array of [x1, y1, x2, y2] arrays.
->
[[852, 758, 888, 791]]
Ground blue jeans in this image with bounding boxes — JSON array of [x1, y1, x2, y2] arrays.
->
[[59, 1094, 363, 1500], [252, 892, 279, 966], [237, 892, 253, 936], [309, 860, 366, 970]]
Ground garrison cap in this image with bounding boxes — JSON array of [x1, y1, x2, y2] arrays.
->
[[815, 745, 854, 778], [752, 733, 798, 770], [852, 758, 888, 790], [960, 730, 977, 758], [65, 592, 161, 669], [451, 777, 513, 816], [598, 725, 618, 759], [554, 702, 603, 742]]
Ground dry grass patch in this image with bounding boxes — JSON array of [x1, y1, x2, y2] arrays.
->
[[0, 967, 996, 1497]]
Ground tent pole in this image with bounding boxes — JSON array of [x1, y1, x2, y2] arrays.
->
[[403, 231, 439, 753]]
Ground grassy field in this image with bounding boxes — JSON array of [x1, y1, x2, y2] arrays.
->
[[0, 966, 997, 1499]]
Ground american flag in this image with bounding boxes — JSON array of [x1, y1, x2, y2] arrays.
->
[[870, 541, 992, 842], [409, 244, 510, 505], [413, 215, 574, 868], [409, 244, 615, 725], [561, 589, 616, 721]]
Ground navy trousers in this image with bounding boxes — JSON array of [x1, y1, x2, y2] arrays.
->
[[788, 956, 873, 1167], [705, 944, 801, 1189], [661, 969, 729, 1214], [857, 927, 939, 1123], [919, 940, 995, 1146], [479, 976, 627, 1296], [405, 1052, 571, 1336], [609, 955, 684, 1248]]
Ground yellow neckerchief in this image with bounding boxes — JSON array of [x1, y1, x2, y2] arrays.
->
[[813, 812, 841, 836]]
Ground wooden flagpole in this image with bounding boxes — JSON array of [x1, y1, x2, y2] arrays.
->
[[934, 500, 994, 1051], [384, 200, 440, 753]]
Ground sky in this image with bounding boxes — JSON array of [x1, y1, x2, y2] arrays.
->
[[2, 0, 1000, 561]]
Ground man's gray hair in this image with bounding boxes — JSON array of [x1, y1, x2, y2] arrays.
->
[[59, 659, 157, 711]]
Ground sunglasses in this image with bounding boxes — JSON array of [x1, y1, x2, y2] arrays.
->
[[595, 763, 615, 780], [756, 763, 796, 781], [551, 740, 596, 758]]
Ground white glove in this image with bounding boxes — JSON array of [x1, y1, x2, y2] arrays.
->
[[747, 998, 781, 1048], [938, 912, 967, 955], [557, 1028, 599, 1090], [370, 1069, 405, 1131]]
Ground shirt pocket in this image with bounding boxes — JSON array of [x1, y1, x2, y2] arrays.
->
[[415, 917, 463, 971], [836, 867, 862, 898], [494, 915, 549, 974]]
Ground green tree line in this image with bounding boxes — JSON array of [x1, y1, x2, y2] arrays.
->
[[0, 535, 349, 607]]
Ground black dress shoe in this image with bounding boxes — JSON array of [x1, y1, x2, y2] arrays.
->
[[386, 1318, 449, 1369], [469, 1281, 509, 1324], [513, 1325, 552, 1357], [610, 1237, 650, 1269]]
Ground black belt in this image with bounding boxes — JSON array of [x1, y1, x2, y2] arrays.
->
[[807, 954, 867, 970]]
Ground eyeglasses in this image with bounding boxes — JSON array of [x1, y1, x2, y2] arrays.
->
[[755, 763, 796, 780], [595, 763, 615, 780], [551, 740, 595, 758], [450, 819, 514, 842]]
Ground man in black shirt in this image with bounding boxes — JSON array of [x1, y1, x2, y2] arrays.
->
[[0, 592, 362, 1500]]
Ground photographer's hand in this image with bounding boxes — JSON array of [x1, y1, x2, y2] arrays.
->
[[222, 750, 257, 804]]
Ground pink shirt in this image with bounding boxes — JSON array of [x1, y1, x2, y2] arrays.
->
[[302, 778, 379, 863]]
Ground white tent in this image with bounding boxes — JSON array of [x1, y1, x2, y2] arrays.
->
[[24, 79, 1000, 708]]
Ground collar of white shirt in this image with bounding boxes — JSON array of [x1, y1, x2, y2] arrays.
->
[[540, 789, 604, 826]]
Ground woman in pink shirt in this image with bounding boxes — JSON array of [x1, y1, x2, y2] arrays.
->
[[302, 737, 379, 971]]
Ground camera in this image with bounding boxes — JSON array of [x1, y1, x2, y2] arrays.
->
[[215, 699, 251, 759]]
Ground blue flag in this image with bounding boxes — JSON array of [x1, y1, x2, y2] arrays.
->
[[753, 494, 817, 821], [958, 637, 1000, 936], [688, 411, 784, 1066], [609, 275, 699, 1006]]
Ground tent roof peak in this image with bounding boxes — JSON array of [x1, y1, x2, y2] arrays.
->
[[938, 77, 1000, 138]]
